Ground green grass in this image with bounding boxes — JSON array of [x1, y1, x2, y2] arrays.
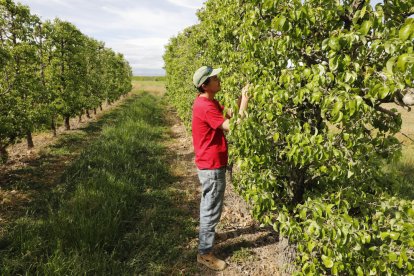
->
[[383, 144, 414, 199], [0, 91, 198, 274], [230, 247, 256, 263]]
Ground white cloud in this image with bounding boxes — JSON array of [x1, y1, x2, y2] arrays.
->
[[15, 0, 205, 75], [100, 5, 193, 35], [107, 37, 167, 69], [167, 0, 204, 9]]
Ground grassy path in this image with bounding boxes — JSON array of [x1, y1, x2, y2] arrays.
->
[[0, 85, 199, 274]]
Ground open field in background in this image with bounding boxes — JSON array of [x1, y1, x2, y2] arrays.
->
[[133, 78, 166, 98], [132, 76, 165, 82]]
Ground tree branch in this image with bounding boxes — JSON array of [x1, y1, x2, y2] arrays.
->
[[402, 12, 414, 18], [375, 105, 399, 119], [342, 0, 367, 30]]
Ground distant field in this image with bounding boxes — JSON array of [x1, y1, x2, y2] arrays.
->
[[132, 78, 166, 97], [132, 76, 165, 81]]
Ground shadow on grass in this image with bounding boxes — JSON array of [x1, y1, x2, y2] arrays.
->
[[384, 157, 414, 200]]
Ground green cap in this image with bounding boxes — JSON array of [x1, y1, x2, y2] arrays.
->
[[193, 66, 222, 88]]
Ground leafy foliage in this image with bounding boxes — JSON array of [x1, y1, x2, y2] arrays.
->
[[164, 0, 414, 274], [0, 0, 132, 162]]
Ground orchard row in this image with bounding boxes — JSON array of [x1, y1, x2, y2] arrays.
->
[[164, 0, 414, 274], [0, 0, 132, 162]]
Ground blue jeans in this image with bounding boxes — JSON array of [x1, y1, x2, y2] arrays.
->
[[197, 167, 226, 254]]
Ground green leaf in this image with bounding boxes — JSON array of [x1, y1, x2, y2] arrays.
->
[[311, 91, 322, 103], [329, 56, 339, 71], [322, 38, 329, 50], [356, 266, 364, 276], [332, 100, 343, 116], [388, 252, 398, 262], [359, 20, 372, 35], [386, 57, 397, 75], [399, 23, 413, 41], [307, 241, 316, 252], [322, 255, 334, 268], [396, 54, 414, 71], [329, 38, 340, 51], [378, 86, 389, 99], [345, 72, 353, 82], [408, 208, 414, 218], [348, 100, 357, 116], [389, 232, 400, 240], [333, 112, 343, 124], [380, 232, 389, 240], [360, 6, 367, 18], [272, 15, 287, 31]]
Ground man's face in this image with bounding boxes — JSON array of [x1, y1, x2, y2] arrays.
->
[[204, 75, 221, 93]]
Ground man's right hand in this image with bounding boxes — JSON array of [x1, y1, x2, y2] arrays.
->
[[238, 83, 250, 120], [241, 83, 250, 100]]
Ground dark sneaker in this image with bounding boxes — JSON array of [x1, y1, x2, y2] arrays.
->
[[197, 252, 227, 271]]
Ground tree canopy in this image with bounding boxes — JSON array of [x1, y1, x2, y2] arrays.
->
[[164, 0, 414, 274]]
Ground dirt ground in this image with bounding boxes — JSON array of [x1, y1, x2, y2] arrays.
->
[[165, 105, 295, 275]]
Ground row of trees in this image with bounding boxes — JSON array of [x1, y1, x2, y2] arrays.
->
[[0, 0, 132, 163], [164, 0, 413, 274]]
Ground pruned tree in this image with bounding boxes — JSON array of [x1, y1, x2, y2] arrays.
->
[[0, 0, 45, 156]]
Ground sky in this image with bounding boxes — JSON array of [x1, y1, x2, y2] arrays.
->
[[15, 0, 383, 76], [16, 0, 205, 76]]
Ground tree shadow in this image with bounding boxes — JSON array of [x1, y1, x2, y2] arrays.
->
[[385, 158, 414, 200], [215, 226, 279, 259]]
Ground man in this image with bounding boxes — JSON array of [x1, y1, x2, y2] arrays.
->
[[191, 65, 249, 271]]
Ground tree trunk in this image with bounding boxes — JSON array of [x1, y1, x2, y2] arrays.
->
[[0, 144, 8, 164], [51, 116, 57, 137], [86, 110, 91, 118], [94, 108, 97, 115], [289, 166, 307, 206], [65, 116, 70, 130], [100, 104, 103, 111], [26, 131, 34, 149], [78, 114, 82, 123]]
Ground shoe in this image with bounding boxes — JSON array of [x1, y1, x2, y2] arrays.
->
[[197, 252, 227, 271]]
